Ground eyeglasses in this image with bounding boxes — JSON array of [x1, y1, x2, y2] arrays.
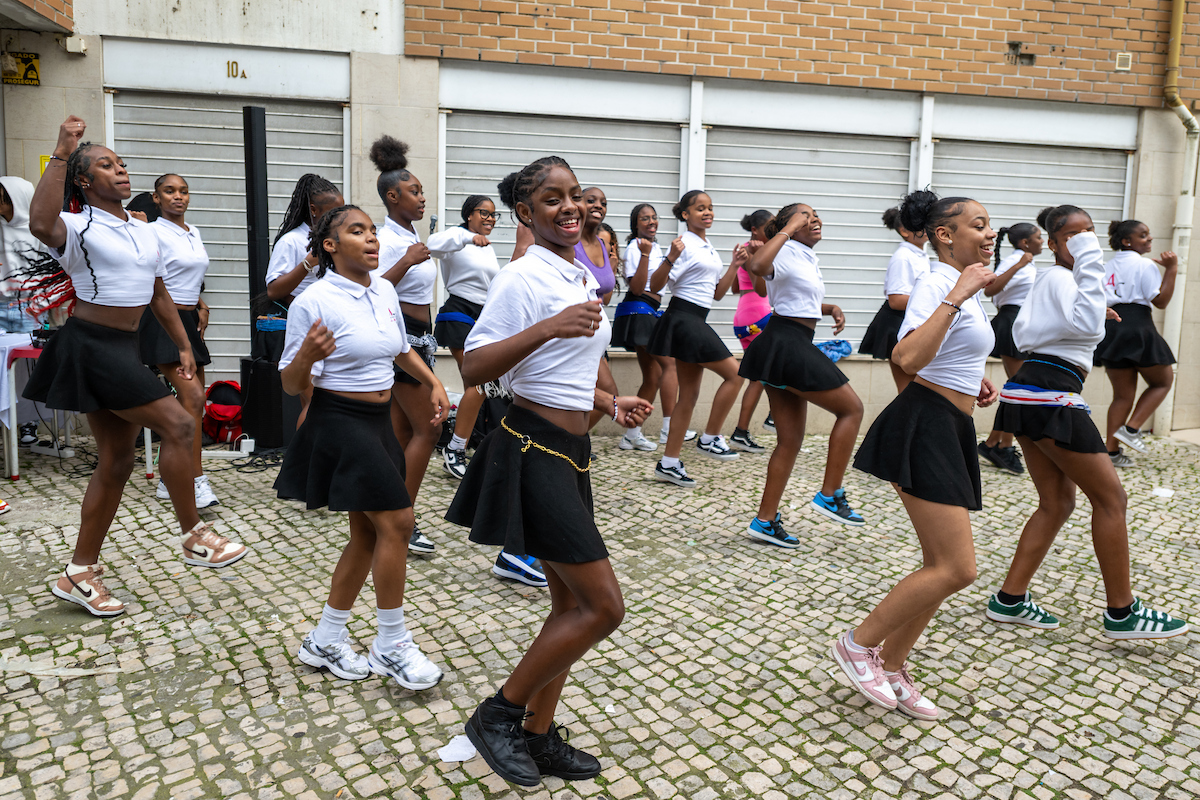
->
[[474, 210, 499, 220]]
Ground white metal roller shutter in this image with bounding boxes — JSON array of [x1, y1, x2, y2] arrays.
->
[[113, 92, 345, 384], [444, 110, 681, 280], [932, 140, 1129, 308], [705, 128, 912, 347]]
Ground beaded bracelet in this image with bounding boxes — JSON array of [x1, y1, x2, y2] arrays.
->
[[941, 300, 961, 314], [612, 396, 619, 422]]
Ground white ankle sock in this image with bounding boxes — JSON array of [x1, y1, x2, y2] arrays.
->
[[313, 604, 352, 646], [65, 562, 91, 576], [660, 456, 681, 469], [375, 606, 412, 650], [661, 417, 671, 433], [699, 433, 716, 445], [449, 434, 467, 451], [624, 426, 642, 440]]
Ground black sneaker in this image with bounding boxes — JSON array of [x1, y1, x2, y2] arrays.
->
[[996, 445, 1025, 474], [18, 423, 37, 447], [409, 526, 435, 555], [443, 447, 468, 480], [654, 460, 696, 488], [729, 429, 766, 454], [977, 442, 1007, 470], [527, 723, 601, 780], [465, 697, 541, 787]]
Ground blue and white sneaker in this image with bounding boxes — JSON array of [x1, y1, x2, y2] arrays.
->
[[811, 488, 865, 526], [493, 551, 548, 588], [747, 514, 799, 548]]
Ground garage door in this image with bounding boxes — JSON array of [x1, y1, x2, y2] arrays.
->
[[113, 92, 345, 384], [444, 110, 682, 293], [932, 140, 1130, 308], [705, 127, 913, 347]]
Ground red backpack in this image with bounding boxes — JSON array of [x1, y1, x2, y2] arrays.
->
[[203, 381, 243, 444]]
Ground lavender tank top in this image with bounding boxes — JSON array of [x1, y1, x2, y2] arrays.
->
[[574, 240, 615, 296]]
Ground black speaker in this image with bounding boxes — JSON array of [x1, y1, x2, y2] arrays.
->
[[240, 357, 299, 450]]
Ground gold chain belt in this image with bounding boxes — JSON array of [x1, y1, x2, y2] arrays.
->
[[500, 416, 591, 473]]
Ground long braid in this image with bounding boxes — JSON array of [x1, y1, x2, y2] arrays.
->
[[308, 205, 359, 279], [274, 174, 339, 246], [62, 143, 99, 300]]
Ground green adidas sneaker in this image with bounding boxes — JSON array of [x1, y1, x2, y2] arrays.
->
[[1103, 599, 1189, 640], [985, 592, 1060, 630]]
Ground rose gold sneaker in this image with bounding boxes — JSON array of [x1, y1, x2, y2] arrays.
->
[[181, 522, 249, 568], [831, 631, 897, 710], [51, 565, 125, 617], [887, 665, 939, 721]]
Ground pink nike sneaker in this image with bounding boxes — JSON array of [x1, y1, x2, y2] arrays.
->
[[887, 664, 939, 721], [831, 631, 897, 710]]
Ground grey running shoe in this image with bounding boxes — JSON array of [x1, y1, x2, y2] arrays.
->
[[368, 640, 444, 690], [1114, 427, 1148, 454], [298, 630, 370, 681]]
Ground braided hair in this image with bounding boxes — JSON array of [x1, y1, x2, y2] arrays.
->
[[1037, 205, 1089, 241], [370, 136, 413, 205], [763, 203, 804, 239], [274, 174, 340, 246], [308, 204, 361, 279], [993, 222, 1039, 267], [459, 194, 491, 228], [62, 142, 101, 297], [1107, 218, 1143, 251], [497, 156, 573, 225], [898, 189, 973, 257], [627, 202, 656, 244]]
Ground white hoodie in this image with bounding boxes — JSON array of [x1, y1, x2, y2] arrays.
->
[[0, 176, 50, 293]]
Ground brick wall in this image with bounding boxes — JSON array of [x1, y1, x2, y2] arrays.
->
[[13, 0, 72, 31], [404, 0, 1198, 107]]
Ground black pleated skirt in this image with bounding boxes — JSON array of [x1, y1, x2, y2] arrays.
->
[[611, 292, 661, 351], [433, 294, 483, 351], [23, 316, 172, 413], [445, 403, 607, 563], [739, 315, 848, 393], [993, 353, 1107, 453], [647, 297, 731, 364], [989, 304, 1029, 360], [138, 307, 212, 367], [858, 302, 905, 360], [854, 382, 982, 510], [393, 313, 432, 386], [1094, 303, 1175, 369], [274, 389, 411, 511]]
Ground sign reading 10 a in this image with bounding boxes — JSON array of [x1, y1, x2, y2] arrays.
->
[[226, 61, 248, 79]]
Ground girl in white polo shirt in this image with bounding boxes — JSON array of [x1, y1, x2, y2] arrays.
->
[[646, 190, 745, 486], [1096, 218, 1178, 465], [265, 174, 344, 302], [26, 116, 248, 619], [987, 205, 1188, 640], [741, 202, 866, 545], [446, 156, 651, 787], [843, 189, 999, 722], [275, 204, 450, 689], [138, 173, 220, 509], [859, 206, 929, 392]]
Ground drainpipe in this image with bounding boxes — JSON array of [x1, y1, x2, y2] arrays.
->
[[1157, 0, 1197, 434]]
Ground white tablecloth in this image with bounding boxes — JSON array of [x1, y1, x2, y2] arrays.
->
[[0, 331, 41, 429]]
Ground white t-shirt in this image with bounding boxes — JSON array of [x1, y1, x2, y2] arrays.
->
[[265, 223, 316, 299], [378, 217, 436, 305], [1103, 250, 1161, 307], [622, 239, 664, 283], [150, 218, 209, 305], [428, 226, 500, 306], [1013, 232, 1107, 370], [991, 250, 1036, 308], [665, 230, 723, 308], [883, 241, 929, 297], [765, 240, 824, 319], [898, 260, 995, 396], [50, 207, 164, 307], [465, 245, 610, 412], [280, 271, 410, 393]]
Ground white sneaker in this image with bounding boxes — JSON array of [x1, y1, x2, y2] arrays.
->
[[298, 629, 370, 681], [1114, 427, 1148, 454], [156, 479, 171, 500], [368, 640, 444, 690], [619, 431, 657, 451], [659, 429, 699, 445], [194, 475, 220, 509], [696, 435, 739, 461]]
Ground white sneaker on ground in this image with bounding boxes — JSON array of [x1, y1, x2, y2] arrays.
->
[[194, 475, 220, 508], [658, 429, 698, 445], [619, 431, 657, 451], [298, 629, 370, 681], [368, 640, 444, 690], [156, 480, 171, 500]]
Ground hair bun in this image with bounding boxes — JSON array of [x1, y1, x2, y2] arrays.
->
[[1107, 219, 1123, 236], [497, 172, 519, 209], [369, 136, 409, 173], [1036, 206, 1055, 230], [898, 189, 937, 235]]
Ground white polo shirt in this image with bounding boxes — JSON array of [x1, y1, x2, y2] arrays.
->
[[1103, 250, 1162, 307], [883, 241, 929, 297], [51, 207, 164, 307], [991, 250, 1036, 308], [466, 244, 610, 412], [665, 230, 723, 308], [622, 238, 665, 282], [265, 223, 317, 299], [1014, 232, 1107, 370], [428, 226, 500, 306], [151, 218, 209, 306], [280, 270, 411, 393], [898, 260, 995, 396], [378, 217, 436, 305], [766, 240, 824, 319]]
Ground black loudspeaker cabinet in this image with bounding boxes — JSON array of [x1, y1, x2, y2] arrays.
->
[[240, 357, 300, 450]]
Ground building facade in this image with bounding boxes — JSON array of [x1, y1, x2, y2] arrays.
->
[[3, 0, 1199, 433]]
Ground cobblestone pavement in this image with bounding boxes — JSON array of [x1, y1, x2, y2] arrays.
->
[[1, 429, 1198, 800]]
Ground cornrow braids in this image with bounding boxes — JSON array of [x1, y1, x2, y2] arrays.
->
[[275, 174, 340, 246], [1036, 205, 1089, 241], [497, 156, 573, 226], [153, 173, 183, 191], [309, 204, 361, 279], [62, 142, 100, 299], [1108, 218, 1143, 251], [764, 203, 803, 240], [627, 202, 655, 244]]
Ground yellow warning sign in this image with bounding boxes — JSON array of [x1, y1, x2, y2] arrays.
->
[[2, 53, 40, 86]]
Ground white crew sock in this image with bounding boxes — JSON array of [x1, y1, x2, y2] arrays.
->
[[700, 433, 716, 445], [312, 603, 352, 646], [449, 434, 467, 452], [660, 456, 681, 469], [375, 606, 412, 651], [661, 417, 671, 434], [624, 425, 642, 440]]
